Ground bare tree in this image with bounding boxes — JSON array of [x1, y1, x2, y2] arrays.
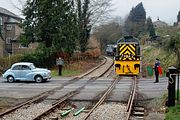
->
[[8, 0, 26, 16], [93, 18, 123, 52], [88, 0, 113, 25]]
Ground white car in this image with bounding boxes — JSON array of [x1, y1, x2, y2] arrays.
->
[[2, 62, 51, 83]]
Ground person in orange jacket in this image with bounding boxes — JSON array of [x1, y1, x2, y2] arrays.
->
[[154, 58, 160, 83]]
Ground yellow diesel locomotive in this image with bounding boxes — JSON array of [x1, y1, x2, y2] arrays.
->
[[114, 36, 141, 76]]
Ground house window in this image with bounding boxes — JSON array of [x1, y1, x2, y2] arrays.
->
[[6, 37, 11, 44], [0, 17, 2, 25], [6, 24, 12, 31]]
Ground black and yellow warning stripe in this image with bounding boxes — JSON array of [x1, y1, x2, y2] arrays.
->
[[118, 44, 137, 61]]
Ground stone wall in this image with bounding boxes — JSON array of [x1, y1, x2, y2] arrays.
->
[[12, 42, 39, 55]]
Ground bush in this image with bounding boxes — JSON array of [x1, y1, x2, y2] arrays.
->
[[21, 53, 39, 65], [21, 52, 55, 68], [142, 45, 177, 77], [0, 54, 24, 74]]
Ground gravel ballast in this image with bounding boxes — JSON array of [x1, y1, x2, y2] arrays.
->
[[42, 103, 127, 120], [1, 103, 51, 120]]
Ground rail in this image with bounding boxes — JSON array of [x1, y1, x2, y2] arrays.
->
[[126, 76, 137, 120], [83, 79, 119, 120], [33, 91, 78, 120], [0, 56, 113, 119]]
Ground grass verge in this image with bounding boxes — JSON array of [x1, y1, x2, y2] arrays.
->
[[51, 59, 101, 77], [165, 90, 180, 120], [165, 104, 180, 120], [51, 69, 81, 77]]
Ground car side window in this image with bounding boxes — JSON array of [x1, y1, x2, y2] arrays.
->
[[12, 65, 21, 70], [22, 65, 31, 70]]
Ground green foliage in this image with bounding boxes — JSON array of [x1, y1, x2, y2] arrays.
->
[[22, 0, 78, 55], [146, 17, 156, 37], [160, 28, 180, 68], [21, 49, 55, 68], [77, 0, 91, 52], [76, 0, 112, 52], [165, 104, 180, 120], [19, 34, 29, 47], [124, 2, 146, 37], [177, 11, 180, 23], [156, 27, 172, 37], [21, 53, 39, 66], [142, 45, 177, 76], [0, 54, 24, 74], [51, 69, 80, 77], [22, 0, 112, 54]]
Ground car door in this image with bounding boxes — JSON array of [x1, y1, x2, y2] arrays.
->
[[11, 65, 21, 80], [21, 65, 32, 81]]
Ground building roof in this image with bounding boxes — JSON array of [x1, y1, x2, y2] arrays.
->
[[153, 19, 168, 28], [0, 7, 22, 20]]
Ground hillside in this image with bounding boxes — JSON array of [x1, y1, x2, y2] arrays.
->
[[142, 45, 177, 77]]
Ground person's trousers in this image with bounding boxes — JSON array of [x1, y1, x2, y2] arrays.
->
[[155, 72, 159, 82]]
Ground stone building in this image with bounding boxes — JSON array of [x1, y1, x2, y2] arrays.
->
[[153, 18, 168, 28], [0, 7, 38, 57]]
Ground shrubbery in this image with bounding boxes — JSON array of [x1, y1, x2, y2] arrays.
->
[[0, 54, 24, 74], [21, 52, 55, 68], [142, 45, 177, 77], [0, 51, 55, 75]]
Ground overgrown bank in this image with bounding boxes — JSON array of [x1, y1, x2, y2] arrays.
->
[[142, 44, 180, 120], [142, 45, 177, 77]]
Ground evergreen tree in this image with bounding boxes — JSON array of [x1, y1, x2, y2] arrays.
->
[[75, 0, 112, 52], [124, 2, 146, 37], [76, 0, 91, 52], [146, 17, 156, 37], [177, 11, 180, 23], [22, 0, 78, 54]]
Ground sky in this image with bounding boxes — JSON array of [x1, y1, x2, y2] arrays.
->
[[0, 0, 180, 25], [112, 0, 180, 25]]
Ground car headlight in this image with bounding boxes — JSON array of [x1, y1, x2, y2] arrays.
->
[[43, 73, 48, 76]]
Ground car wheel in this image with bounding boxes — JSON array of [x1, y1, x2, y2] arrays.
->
[[35, 75, 43, 83], [7, 76, 14, 83]]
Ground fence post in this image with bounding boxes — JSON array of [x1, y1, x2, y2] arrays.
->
[[167, 66, 177, 107]]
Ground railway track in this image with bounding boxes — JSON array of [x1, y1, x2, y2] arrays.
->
[[126, 76, 145, 120], [83, 78, 119, 120], [126, 76, 137, 120], [81, 76, 138, 120], [34, 76, 139, 120], [0, 56, 113, 120], [33, 73, 118, 120]]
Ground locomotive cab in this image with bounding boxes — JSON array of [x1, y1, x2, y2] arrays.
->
[[114, 36, 141, 76]]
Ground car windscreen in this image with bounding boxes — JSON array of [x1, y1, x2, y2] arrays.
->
[[30, 64, 36, 69]]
